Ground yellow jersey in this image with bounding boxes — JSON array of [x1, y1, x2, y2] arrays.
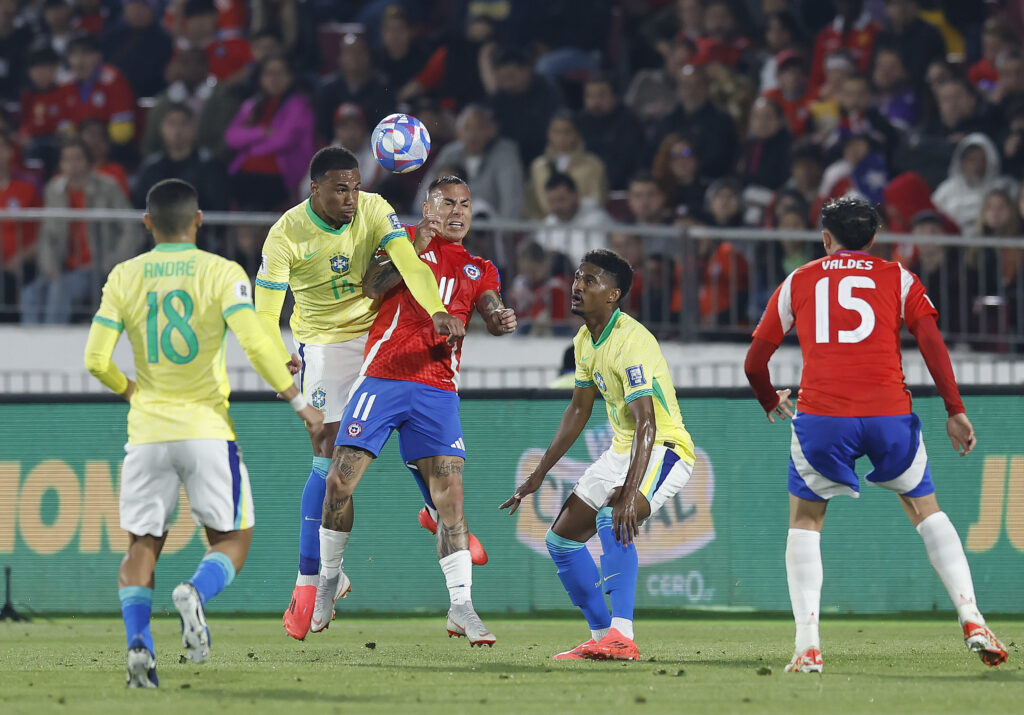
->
[[573, 309, 695, 463], [255, 193, 407, 345], [89, 242, 294, 444]]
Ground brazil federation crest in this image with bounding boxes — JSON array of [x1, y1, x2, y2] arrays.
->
[[594, 371, 607, 392], [330, 254, 350, 274], [311, 388, 327, 409], [462, 264, 481, 280]]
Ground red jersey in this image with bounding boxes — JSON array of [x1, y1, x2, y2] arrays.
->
[[19, 84, 77, 139], [0, 179, 41, 261], [60, 65, 136, 127], [753, 250, 938, 417], [808, 14, 882, 93], [363, 233, 501, 392]]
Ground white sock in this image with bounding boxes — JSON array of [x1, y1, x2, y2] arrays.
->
[[296, 572, 318, 587], [786, 528, 822, 652], [610, 617, 634, 640], [318, 527, 350, 580], [916, 511, 984, 624], [439, 550, 472, 605], [591, 627, 609, 641]]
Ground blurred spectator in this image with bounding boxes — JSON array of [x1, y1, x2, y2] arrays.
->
[[373, 4, 428, 90], [691, 0, 750, 69], [758, 11, 806, 93], [509, 240, 571, 336], [610, 171, 672, 271], [418, 104, 523, 219], [883, 170, 958, 268], [782, 140, 825, 220], [531, 0, 607, 83], [398, 11, 494, 108], [932, 133, 1017, 235], [61, 33, 137, 148], [819, 132, 889, 207], [976, 187, 1023, 346], [575, 74, 644, 192], [926, 77, 995, 142], [763, 50, 813, 138], [22, 138, 137, 324], [808, 0, 882, 94], [651, 64, 737, 179], [248, 2, 302, 60], [179, 0, 252, 84], [329, 102, 387, 193], [872, 47, 919, 132], [970, 18, 1018, 98], [1000, 101, 1024, 177], [165, 0, 247, 38], [316, 32, 392, 141], [0, 0, 33, 102], [18, 43, 75, 173], [133, 103, 227, 211], [991, 49, 1024, 126], [73, 0, 109, 35], [101, 0, 172, 98], [486, 46, 565, 165], [738, 97, 791, 190], [626, 171, 672, 227], [651, 133, 707, 219], [775, 203, 815, 275], [828, 73, 899, 162], [909, 209, 963, 336], [698, 178, 750, 327], [808, 49, 855, 138], [625, 35, 695, 124], [225, 54, 314, 209], [874, 0, 946, 89], [525, 112, 607, 220], [78, 118, 130, 196], [535, 172, 611, 267], [0, 131, 41, 320], [40, 0, 77, 57], [703, 51, 756, 131]]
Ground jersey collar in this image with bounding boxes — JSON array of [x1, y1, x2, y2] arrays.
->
[[592, 308, 621, 348], [834, 249, 872, 257], [306, 199, 349, 236], [152, 242, 197, 252]]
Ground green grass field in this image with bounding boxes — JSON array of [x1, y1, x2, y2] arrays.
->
[[1, 615, 1022, 714]]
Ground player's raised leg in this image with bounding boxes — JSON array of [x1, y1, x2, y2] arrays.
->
[[409, 461, 489, 565], [785, 495, 827, 674], [119, 533, 165, 688], [417, 455, 495, 646]]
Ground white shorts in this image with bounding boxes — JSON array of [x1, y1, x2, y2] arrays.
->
[[573, 444, 694, 516], [120, 439, 255, 537], [294, 335, 367, 423]]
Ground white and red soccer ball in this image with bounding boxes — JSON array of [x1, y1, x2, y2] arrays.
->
[[372, 113, 431, 174]]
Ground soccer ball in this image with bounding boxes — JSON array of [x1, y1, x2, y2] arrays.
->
[[371, 113, 431, 174]]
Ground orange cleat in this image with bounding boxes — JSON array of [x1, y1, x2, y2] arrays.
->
[[283, 584, 316, 640], [785, 647, 824, 673], [580, 628, 641, 661], [963, 622, 1008, 667], [552, 639, 596, 660], [418, 507, 489, 565]]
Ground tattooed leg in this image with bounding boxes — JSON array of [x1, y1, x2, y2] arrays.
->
[[417, 456, 474, 606], [322, 447, 372, 531]]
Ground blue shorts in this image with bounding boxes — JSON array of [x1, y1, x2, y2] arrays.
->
[[788, 412, 935, 501], [335, 376, 465, 463]]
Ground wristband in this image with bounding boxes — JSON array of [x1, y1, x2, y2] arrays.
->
[[289, 393, 309, 412]]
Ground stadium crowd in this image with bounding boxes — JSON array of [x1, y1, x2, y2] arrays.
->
[[0, 0, 1022, 348]]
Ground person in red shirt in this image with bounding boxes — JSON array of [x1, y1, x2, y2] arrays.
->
[[309, 176, 516, 645], [763, 50, 813, 138], [509, 240, 571, 335], [744, 197, 1008, 675], [178, 0, 252, 84], [18, 43, 76, 170], [0, 130, 41, 320], [60, 33, 137, 146], [808, 0, 882, 94], [78, 118, 130, 196], [165, 0, 246, 39]]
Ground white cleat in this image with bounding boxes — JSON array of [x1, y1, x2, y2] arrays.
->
[[785, 647, 823, 673], [126, 646, 158, 688], [446, 602, 496, 647], [172, 582, 210, 663], [310, 571, 351, 634]]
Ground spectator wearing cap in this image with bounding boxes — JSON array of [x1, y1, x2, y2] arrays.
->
[[875, 0, 947, 90], [763, 50, 813, 137], [101, 0, 173, 98], [18, 43, 76, 171], [485, 46, 565, 165], [758, 11, 806, 93], [525, 112, 607, 221], [133, 102, 227, 211], [316, 32, 392, 142], [808, 0, 882, 94], [738, 97, 791, 191], [374, 5, 429, 91], [59, 33, 137, 147], [932, 133, 1018, 235], [0, 0, 33, 102], [872, 46, 919, 131], [0, 130, 41, 319], [330, 102, 387, 192], [575, 74, 645, 192], [416, 104, 523, 219], [624, 35, 696, 125], [651, 133, 708, 220], [651, 64, 737, 179], [535, 172, 612, 267], [225, 54, 314, 209], [178, 0, 253, 85]]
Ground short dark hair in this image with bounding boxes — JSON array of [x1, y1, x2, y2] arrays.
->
[[309, 146, 359, 182], [162, 102, 195, 120], [184, 0, 217, 18], [820, 197, 880, 250], [427, 174, 468, 193], [493, 46, 530, 68], [146, 179, 199, 236], [544, 172, 577, 193], [26, 42, 60, 68], [628, 170, 660, 190], [67, 33, 102, 55], [581, 249, 633, 301], [60, 137, 93, 164], [584, 72, 615, 90]]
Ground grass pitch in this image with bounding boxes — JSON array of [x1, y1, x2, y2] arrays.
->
[[1, 615, 1022, 714]]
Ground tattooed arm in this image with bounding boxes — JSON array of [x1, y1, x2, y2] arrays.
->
[[477, 290, 518, 336], [362, 215, 440, 300]]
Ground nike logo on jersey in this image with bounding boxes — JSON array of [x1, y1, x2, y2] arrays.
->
[[304, 249, 322, 259], [580, 356, 590, 363]]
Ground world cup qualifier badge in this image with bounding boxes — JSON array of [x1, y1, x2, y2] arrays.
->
[[330, 254, 350, 274], [463, 264, 481, 280], [311, 388, 327, 409], [346, 422, 363, 437]]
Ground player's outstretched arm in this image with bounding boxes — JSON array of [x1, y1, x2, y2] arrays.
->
[[477, 290, 517, 335], [382, 231, 465, 340], [83, 319, 131, 400], [500, 384, 597, 514], [363, 216, 439, 300], [611, 396, 658, 545]]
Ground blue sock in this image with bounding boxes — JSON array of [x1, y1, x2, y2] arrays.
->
[[189, 552, 236, 606], [596, 507, 638, 621], [407, 463, 437, 512], [545, 529, 611, 631], [119, 586, 155, 656], [299, 457, 331, 575]]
